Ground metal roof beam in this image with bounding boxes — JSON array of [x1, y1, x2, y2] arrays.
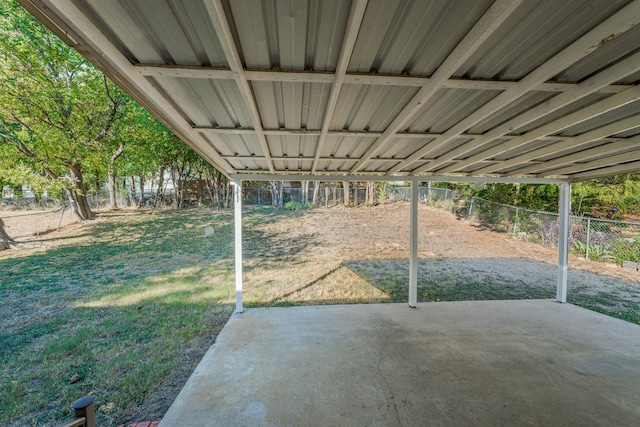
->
[[569, 159, 640, 181], [311, 0, 369, 173], [538, 138, 640, 176], [421, 50, 640, 174], [196, 127, 586, 142], [203, 0, 275, 172], [135, 64, 630, 93], [349, 0, 525, 174], [399, 1, 640, 175], [225, 155, 423, 162], [231, 173, 568, 184], [490, 115, 640, 176], [435, 85, 640, 175]]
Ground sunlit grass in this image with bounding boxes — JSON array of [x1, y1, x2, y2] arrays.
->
[[0, 208, 235, 426]]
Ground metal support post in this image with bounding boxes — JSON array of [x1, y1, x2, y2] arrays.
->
[[556, 182, 570, 303], [409, 179, 418, 308], [233, 180, 243, 313], [585, 217, 591, 260], [512, 207, 519, 235]]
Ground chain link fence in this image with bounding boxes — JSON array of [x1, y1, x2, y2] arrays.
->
[[466, 196, 640, 267], [3, 185, 639, 267]]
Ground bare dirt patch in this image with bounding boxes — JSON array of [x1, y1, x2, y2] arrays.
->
[[241, 202, 639, 306]]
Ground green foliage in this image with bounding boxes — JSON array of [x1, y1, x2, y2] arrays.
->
[[284, 200, 302, 211], [377, 182, 388, 204], [611, 239, 640, 264], [0, 0, 126, 203]]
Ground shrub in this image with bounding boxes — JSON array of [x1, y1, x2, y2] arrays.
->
[[284, 200, 302, 211]]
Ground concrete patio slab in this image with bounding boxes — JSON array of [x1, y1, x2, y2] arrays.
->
[[160, 300, 640, 426]]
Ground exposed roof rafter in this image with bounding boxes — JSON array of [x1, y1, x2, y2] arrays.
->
[[350, 0, 526, 174], [311, 0, 369, 173], [398, 0, 640, 175], [19, 0, 640, 183], [203, 0, 275, 172], [135, 64, 631, 93], [535, 136, 640, 177], [420, 49, 640, 175], [477, 115, 640, 176], [435, 85, 640, 174]]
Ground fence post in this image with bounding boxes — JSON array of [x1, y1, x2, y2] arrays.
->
[[57, 205, 67, 230], [512, 207, 519, 236], [257, 188, 261, 206], [443, 189, 449, 210], [468, 197, 475, 219], [585, 217, 591, 260]]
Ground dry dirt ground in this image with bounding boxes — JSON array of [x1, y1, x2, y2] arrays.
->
[[238, 202, 640, 307]]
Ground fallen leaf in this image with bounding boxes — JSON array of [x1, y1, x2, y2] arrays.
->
[[99, 402, 115, 413]]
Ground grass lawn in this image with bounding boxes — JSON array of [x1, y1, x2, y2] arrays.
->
[[2, 205, 639, 426], [1, 208, 237, 426]]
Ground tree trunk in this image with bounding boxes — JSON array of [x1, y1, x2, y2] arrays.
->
[[312, 181, 320, 206], [204, 176, 216, 207], [139, 176, 145, 207], [107, 141, 125, 210], [0, 218, 14, 251], [343, 181, 350, 206], [107, 171, 117, 209], [128, 176, 138, 208], [270, 181, 283, 209], [68, 163, 94, 220], [154, 167, 165, 207], [365, 182, 372, 205]]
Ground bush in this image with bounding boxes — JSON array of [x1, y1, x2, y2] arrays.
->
[[284, 200, 302, 211]]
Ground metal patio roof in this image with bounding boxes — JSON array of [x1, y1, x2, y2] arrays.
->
[[19, 0, 640, 182]]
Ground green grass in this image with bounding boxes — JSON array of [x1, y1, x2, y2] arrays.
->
[[0, 208, 237, 426]]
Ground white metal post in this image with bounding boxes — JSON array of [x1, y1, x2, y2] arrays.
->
[[233, 180, 243, 313], [409, 179, 419, 308], [556, 182, 571, 303]]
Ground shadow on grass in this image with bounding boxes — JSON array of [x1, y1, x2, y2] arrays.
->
[[343, 257, 640, 324], [0, 206, 315, 426]]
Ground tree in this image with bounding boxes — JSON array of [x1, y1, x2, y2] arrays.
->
[[0, 2, 125, 220]]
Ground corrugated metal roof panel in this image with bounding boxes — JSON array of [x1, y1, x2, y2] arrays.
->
[[455, 0, 632, 80], [468, 92, 556, 134], [348, 0, 493, 75], [227, 0, 351, 70], [252, 82, 331, 129], [24, 0, 640, 181], [559, 98, 640, 136], [80, 0, 228, 66], [267, 135, 318, 158], [555, 22, 640, 83], [376, 137, 435, 160], [150, 76, 252, 127], [331, 85, 419, 132], [405, 89, 501, 133]]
